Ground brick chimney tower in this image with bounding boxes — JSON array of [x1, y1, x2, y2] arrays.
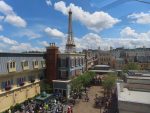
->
[[46, 43, 59, 83]]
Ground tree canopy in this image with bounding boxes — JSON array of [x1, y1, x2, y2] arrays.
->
[[102, 73, 117, 96], [123, 62, 140, 72], [71, 71, 96, 92]]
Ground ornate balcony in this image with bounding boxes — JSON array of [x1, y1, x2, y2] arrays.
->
[[19, 82, 25, 86], [31, 79, 35, 83], [5, 85, 11, 91]]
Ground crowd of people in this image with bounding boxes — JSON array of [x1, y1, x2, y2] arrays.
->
[[6, 97, 73, 113], [94, 92, 118, 113]]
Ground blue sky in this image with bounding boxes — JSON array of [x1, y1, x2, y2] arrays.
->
[[0, 0, 150, 52]]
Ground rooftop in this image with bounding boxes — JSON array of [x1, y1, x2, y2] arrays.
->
[[127, 76, 150, 80], [90, 70, 114, 73], [117, 83, 150, 104], [0, 52, 45, 56], [94, 65, 110, 68], [52, 80, 71, 83]]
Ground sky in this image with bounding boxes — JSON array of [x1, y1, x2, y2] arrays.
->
[[0, 0, 150, 52]]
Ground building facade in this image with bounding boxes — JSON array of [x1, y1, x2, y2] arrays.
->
[[46, 10, 86, 98], [110, 47, 150, 69], [0, 53, 45, 112], [82, 49, 98, 70]]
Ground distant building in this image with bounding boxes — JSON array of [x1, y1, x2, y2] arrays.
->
[[0, 53, 45, 112], [82, 49, 98, 70], [90, 65, 115, 75], [98, 50, 112, 66], [110, 47, 150, 70]]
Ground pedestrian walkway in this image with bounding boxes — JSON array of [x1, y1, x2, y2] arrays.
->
[[73, 86, 104, 113]]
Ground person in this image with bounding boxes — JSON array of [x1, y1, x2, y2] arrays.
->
[[67, 106, 71, 113], [85, 93, 89, 102], [8, 109, 11, 113]]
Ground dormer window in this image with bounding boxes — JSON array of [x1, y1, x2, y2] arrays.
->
[[41, 60, 46, 68], [22, 60, 29, 70], [7, 61, 16, 72], [33, 60, 39, 69]]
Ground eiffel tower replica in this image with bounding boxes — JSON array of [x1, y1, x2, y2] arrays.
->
[[65, 9, 76, 53]]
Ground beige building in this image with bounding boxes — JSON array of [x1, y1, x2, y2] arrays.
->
[[0, 53, 45, 112], [82, 49, 98, 70], [98, 50, 112, 66]]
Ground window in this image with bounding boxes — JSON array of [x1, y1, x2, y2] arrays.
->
[[24, 61, 28, 67], [7, 61, 16, 72], [28, 75, 35, 83], [81, 58, 84, 65], [1, 80, 13, 91], [41, 60, 46, 68], [71, 59, 74, 67], [33, 60, 39, 68], [22, 60, 29, 70], [17, 77, 25, 86], [38, 71, 45, 80], [60, 70, 68, 79], [60, 59, 66, 67], [78, 58, 81, 66], [75, 58, 78, 66]]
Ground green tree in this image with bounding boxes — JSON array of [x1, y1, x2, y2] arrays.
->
[[71, 71, 96, 93], [71, 76, 82, 92], [123, 62, 140, 72], [102, 73, 117, 97]]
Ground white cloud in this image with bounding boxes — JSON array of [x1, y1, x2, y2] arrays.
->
[[44, 27, 65, 38], [0, 35, 18, 45], [128, 12, 150, 24], [0, 1, 14, 15], [54, 1, 120, 32], [15, 29, 42, 39], [5, 15, 26, 27], [38, 41, 49, 47], [46, 0, 52, 6], [75, 33, 102, 50], [120, 27, 138, 39], [0, 16, 4, 20], [0, 25, 3, 31], [0, 35, 45, 52], [58, 27, 150, 52], [120, 27, 150, 40], [0, 1, 27, 27], [10, 43, 45, 52]]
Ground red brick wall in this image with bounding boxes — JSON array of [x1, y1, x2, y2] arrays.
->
[[46, 46, 58, 83]]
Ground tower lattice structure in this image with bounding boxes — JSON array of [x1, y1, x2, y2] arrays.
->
[[65, 9, 76, 53]]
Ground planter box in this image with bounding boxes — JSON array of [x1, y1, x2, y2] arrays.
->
[[5, 86, 11, 91], [31, 79, 35, 83], [19, 82, 25, 86]]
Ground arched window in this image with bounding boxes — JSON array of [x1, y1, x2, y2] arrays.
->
[[41, 60, 46, 68], [7, 61, 16, 72], [33, 60, 39, 68], [22, 60, 29, 70]]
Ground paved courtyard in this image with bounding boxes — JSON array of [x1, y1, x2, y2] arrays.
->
[[73, 86, 104, 113]]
